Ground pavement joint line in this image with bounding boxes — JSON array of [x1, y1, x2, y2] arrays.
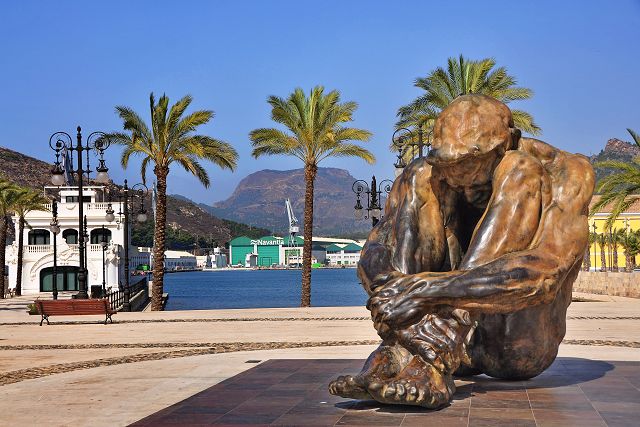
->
[[0, 340, 381, 386], [1, 315, 638, 326]]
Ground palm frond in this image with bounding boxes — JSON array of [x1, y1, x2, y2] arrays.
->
[[396, 55, 540, 147]]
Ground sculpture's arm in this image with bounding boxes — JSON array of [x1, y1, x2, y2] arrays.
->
[[358, 158, 447, 295], [372, 152, 594, 325]]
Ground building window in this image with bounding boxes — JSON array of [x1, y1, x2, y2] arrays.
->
[[28, 229, 50, 245], [62, 229, 78, 244], [90, 228, 112, 244]]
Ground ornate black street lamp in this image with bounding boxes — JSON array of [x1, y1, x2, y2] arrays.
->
[[105, 180, 148, 311], [49, 127, 111, 299], [49, 199, 60, 300], [392, 125, 432, 177], [353, 175, 393, 227]]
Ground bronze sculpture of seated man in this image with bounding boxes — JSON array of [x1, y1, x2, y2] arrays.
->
[[329, 94, 595, 408]]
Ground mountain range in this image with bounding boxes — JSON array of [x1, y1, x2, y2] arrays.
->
[[201, 167, 375, 237]]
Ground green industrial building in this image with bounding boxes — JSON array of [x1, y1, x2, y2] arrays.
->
[[228, 235, 362, 267]]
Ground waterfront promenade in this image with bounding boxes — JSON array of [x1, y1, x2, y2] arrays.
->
[[1, 293, 639, 426]]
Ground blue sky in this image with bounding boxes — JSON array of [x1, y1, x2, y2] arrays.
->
[[1, 1, 638, 204]]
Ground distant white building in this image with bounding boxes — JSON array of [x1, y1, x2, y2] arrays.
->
[[5, 186, 129, 295], [325, 243, 363, 266], [197, 248, 228, 269], [133, 247, 198, 271]]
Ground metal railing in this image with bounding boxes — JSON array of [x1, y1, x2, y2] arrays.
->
[[105, 277, 148, 311], [106, 287, 125, 310]]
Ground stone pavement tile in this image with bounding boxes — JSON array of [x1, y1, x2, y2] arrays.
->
[[470, 397, 531, 409], [468, 407, 535, 425], [529, 395, 594, 411], [580, 381, 640, 403], [590, 400, 640, 413], [532, 409, 607, 427], [469, 419, 536, 427], [597, 411, 639, 427], [401, 413, 469, 426], [335, 410, 405, 426], [271, 412, 346, 426]]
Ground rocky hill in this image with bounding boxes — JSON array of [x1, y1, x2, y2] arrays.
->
[[0, 146, 269, 249], [590, 138, 639, 185], [205, 167, 376, 237]]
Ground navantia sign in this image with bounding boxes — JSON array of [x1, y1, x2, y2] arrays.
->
[[251, 238, 283, 246]]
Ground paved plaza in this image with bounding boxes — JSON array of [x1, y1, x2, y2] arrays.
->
[[0, 292, 639, 426]]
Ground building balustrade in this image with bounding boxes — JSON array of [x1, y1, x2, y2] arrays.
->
[[28, 202, 120, 219], [25, 245, 53, 253], [23, 243, 115, 254]]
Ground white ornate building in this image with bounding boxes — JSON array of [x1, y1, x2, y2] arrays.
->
[[5, 186, 135, 295]]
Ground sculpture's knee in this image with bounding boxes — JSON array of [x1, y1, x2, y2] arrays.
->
[[493, 151, 545, 199]]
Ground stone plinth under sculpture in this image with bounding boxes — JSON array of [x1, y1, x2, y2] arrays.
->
[[329, 94, 595, 408]]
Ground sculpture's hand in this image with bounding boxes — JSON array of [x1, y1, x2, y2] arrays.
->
[[368, 272, 429, 332], [369, 272, 454, 330]]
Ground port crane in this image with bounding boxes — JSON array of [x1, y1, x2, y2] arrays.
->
[[285, 198, 299, 247]]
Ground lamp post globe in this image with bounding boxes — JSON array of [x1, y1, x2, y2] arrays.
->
[[51, 172, 65, 186], [137, 212, 148, 223], [95, 170, 110, 184], [49, 222, 60, 234]]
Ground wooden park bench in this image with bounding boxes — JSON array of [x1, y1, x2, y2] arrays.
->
[[35, 298, 117, 326]]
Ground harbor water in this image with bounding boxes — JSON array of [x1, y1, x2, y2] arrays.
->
[[163, 268, 367, 310]]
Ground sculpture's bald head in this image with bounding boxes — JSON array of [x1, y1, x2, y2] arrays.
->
[[427, 94, 520, 191]]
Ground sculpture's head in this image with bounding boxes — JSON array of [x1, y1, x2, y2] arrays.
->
[[427, 94, 521, 189]]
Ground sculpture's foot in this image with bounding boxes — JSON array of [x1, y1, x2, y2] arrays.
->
[[328, 375, 372, 400], [367, 355, 455, 409], [329, 344, 409, 401]]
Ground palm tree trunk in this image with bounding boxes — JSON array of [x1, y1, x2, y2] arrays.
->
[[15, 217, 24, 296], [151, 167, 168, 311], [301, 163, 317, 307], [599, 242, 606, 272], [0, 216, 7, 298], [583, 245, 590, 271], [625, 251, 633, 273], [612, 245, 619, 272]]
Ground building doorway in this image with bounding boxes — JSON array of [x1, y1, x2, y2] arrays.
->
[[40, 266, 79, 292]]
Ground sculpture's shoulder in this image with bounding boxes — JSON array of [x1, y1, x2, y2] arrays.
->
[[517, 137, 595, 210], [518, 137, 593, 176]]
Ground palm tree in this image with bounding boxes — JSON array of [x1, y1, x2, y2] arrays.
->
[[0, 179, 21, 298], [583, 230, 597, 271], [592, 129, 640, 227], [610, 228, 624, 272], [394, 55, 540, 156], [595, 232, 608, 272], [106, 93, 238, 310], [620, 230, 640, 272], [249, 86, 374, 306], [14, 187, 49, 296]]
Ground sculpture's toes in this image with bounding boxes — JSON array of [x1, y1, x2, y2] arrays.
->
[[328, 375, 372, 400], [370, 376, 453, 409]]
